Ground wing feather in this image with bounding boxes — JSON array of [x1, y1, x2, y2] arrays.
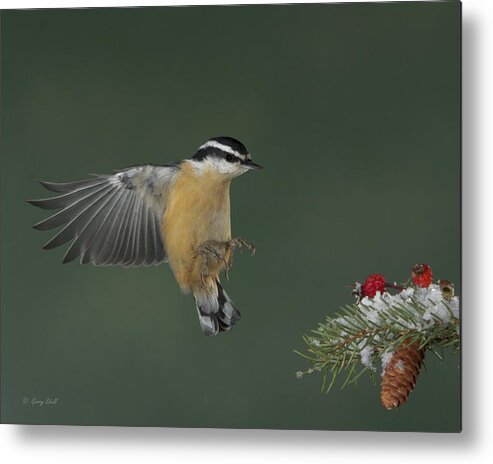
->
[[38, 178, 108, 194], [127, 195, 144, 266], [30, 164, 179, 266], [28, 179, 108, 210], [77, 188, 127, 265], [32, 182, 111, 231], [137, 199, 149, 266], [111, 192, 137, 266], [61, 186, 121, 263], [146, 208, 157, 265], [97, 190, 132, 265], [42, 184, 116, 250], [115, 192, 139, 266]]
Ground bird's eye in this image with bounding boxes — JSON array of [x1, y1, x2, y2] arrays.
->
[[226, 154, 234, 162]]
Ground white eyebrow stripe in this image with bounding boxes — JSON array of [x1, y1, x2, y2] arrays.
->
[[199, 140, 246, 160]]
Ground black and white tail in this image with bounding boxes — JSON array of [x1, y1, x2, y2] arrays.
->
[[193, 280, 241, 336]]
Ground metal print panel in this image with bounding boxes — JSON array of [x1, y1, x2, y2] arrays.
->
[[0, 1, 461, 431]]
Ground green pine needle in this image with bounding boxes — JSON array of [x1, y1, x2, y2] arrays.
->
[[295, 285, 460, 392]]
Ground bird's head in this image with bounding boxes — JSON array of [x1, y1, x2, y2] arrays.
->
[[189, 137, 263, 178]]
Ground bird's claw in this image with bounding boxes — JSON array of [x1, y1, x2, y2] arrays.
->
[[230, 237, 256, 256], [196, 244, 224, 262], [223, 237, 255, 280], [195, 242, 228, 287], [195, 238, 255, 284]]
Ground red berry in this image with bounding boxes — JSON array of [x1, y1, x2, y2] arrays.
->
[[361, 274, 386, 298], [412, 264, 433, 288]]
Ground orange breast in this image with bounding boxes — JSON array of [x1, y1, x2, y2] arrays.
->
[[162, 162, 231, 292]]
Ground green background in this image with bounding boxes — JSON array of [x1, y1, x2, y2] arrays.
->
[[0, 2, 460, 431]]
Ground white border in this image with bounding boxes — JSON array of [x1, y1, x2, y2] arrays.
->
[[2, 1, 493, 464]]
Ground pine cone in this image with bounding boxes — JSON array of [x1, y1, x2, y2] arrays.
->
[[381, 340, 425, 409]]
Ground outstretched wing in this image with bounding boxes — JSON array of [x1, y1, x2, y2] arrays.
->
[[29, 164, 179, 266]]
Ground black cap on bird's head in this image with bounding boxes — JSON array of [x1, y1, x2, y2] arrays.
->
[[191, 136, 263, 172]]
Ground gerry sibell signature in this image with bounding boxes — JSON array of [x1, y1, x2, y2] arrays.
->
[[22, 397, 59, 407]]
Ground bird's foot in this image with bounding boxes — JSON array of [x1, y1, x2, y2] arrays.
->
[[229, 237, 256, 256], [224, 237, 256, 278], [195, 241, 228, 287]]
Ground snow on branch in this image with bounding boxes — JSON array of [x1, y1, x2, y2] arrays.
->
[[295, 267, 460, 408]]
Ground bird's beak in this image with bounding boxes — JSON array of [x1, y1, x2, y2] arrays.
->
[[245, 160, 263, 170]]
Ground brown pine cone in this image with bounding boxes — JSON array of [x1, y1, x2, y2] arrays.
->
[[381, 340, 425, 409]]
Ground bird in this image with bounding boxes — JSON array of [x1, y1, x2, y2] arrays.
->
[[29, 136, 263, 336]]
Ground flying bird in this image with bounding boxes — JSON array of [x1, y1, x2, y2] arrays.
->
[[29, 137, 262, 336]]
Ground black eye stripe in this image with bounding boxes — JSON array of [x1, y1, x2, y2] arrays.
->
[[190, 146, 246, 164], [224, 153, 241, 163]]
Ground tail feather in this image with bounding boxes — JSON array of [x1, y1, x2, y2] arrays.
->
[[193, 280, 241, 336]]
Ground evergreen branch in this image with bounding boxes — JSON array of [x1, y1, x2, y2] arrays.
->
[[295, 284, 460, 391]]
